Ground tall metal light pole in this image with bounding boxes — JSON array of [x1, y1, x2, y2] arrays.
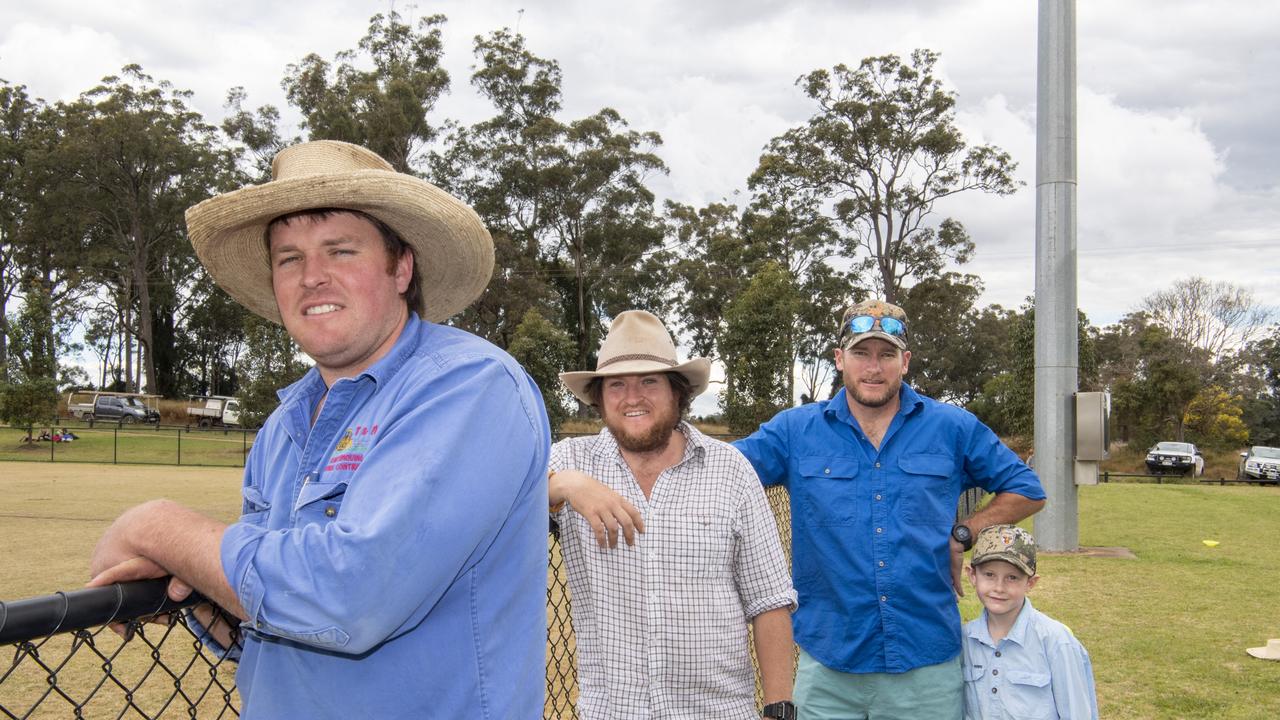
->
[[1033, 0, 1078, 551]]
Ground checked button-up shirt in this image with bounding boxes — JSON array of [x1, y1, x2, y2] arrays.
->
[[551, 423, 797, 720]]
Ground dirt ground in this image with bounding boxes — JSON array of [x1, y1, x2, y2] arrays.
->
[[0, 461, 243, 600]]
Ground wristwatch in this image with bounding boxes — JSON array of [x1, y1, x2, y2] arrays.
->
[[951, 523, 974, 551], [762, 700, 797, 720]]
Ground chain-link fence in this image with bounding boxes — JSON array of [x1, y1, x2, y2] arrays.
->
[[3, 489, 983, 719], [0, 579, 241, 719]]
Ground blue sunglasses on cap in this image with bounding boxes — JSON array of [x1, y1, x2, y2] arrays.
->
[[844, 315, 907, 338]]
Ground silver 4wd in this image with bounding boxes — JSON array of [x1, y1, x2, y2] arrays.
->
[[1145, 441, 1204, 476], [1238, 446, 1280, 483]]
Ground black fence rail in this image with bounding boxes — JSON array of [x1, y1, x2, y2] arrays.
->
[[0, 579, 241, 719], [2, 488, 985, 719], [0, 422, 256, 468]]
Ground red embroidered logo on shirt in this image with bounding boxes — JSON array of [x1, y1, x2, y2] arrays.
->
[[325, 424, 379, 472]]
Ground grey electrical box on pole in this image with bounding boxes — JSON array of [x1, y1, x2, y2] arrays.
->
[[1033, 0, 1079, 551]]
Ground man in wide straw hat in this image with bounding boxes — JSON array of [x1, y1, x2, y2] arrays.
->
[[549, 310, 799, 720], [87, 140, 552, 718]]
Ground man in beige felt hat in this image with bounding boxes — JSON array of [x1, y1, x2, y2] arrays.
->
[[86, 140, 552, 718], [550, 310, 799, 720]]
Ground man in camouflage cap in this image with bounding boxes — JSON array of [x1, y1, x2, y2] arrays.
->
[[732, 298, 1046, 719]]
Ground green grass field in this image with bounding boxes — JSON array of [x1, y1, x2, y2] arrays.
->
[[2, 463, 1278, 718]]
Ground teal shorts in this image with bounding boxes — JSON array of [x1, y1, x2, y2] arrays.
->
[[795, 648, 963, 720]]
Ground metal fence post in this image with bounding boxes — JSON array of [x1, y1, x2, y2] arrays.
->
[[113, 425, 118, 464], [177, 428, 182, 466]]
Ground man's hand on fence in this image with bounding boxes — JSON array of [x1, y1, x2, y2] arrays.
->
[[549, 469, 645, 548], [85, 556, 171, 640]]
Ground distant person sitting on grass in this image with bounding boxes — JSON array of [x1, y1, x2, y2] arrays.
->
[[962, 525, 1098, 720], [61, 428, 79, 441]]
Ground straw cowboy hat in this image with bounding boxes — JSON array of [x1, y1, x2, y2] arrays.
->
[[1247, 639, 1280, 661], [560, 311, 711, 406], [185, 140, 494, 324]]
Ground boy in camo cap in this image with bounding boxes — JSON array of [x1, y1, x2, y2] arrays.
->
[[961, 525, 1099, 720]]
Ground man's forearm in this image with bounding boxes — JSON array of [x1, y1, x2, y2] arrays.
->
[[963, 491, 1045, 532], [752, 607, 795, 705], [99, 500, 246, 618]]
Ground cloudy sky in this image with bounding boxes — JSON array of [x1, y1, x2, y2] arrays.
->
[[2, 0, 1277, 334]]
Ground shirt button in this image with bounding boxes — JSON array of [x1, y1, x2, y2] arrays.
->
[[324, 506, 336, 517], [875, 462, 881, 468], [824, 468, 830, 474], [995, 651, 1002, 657], [880, 595, 887, 602], [992, 669, 999, 676], [878, 561, 885, 567], [876, 527, 883, 533], [992, 688, 998, 694], [875, 494, 882, 501]]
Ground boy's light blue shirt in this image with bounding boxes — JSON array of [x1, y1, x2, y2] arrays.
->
[[962, 598, 1099, 720], [216, 315, 551, 719]]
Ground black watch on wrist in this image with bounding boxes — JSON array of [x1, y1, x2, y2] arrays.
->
[[762, 700, 797, 720], [951, 522, 974, 551]]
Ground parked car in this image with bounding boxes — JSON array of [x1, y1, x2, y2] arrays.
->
[[86, 395, 153, 424], [1145, 441, 1204, 476], [1238, 446, 1280, 483], [186, 395, 242, 428], [67, 391, 161, 423]]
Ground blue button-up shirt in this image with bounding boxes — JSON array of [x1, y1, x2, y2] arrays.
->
[[733, 384, 1045, 675], [219, 314, 551, 719], [962, 599, 1098, 719]]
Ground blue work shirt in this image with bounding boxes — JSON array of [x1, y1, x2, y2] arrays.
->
[[733, 384, 1045, 675], [962, 599, 1098, 720], [219, 314, 551, 719]]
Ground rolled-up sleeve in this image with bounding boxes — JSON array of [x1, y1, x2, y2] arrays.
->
[[220, 357, 547, 654]]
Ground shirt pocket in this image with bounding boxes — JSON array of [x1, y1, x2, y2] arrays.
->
[[293, 480, 349, 526], [1004, 670, 1054, 719], [899, 453, 957, 527], [240, 485, 272, 526], [658, 514, 732, 581], [795, 455, 863, 527]]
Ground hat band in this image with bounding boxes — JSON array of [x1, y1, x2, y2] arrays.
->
[[597, 353, 678, 370]]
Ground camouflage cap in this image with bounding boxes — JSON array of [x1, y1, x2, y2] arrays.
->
[[971, 524, 1037, 576], [838, 299, 909, 350]]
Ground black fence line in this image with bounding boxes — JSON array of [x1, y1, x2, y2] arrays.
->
[[3, 420, 257, 469]]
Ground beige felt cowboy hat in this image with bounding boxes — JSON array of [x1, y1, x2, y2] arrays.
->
[[185, 140, 493, 324], [560, 310, 711, 406], [1247, 638, 1280, 661]]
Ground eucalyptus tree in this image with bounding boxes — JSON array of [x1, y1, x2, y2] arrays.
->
[[431, 28, 564, 347], [0, 81, 39, 374], [438, 29, 670, 374], [282, 10, 451, 172], [50, 65, 238, 394], [751, 49, 1018, 303], [1141, 276, 1272, 361]]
